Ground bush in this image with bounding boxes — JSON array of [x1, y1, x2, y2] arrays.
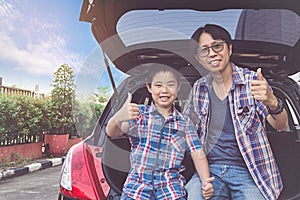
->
[[0, 94, 51, 145]]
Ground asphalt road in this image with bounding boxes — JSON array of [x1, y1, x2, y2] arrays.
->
[[0, 165, 62, 200]]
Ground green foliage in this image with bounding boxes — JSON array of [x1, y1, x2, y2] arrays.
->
[[32, 98, 52, 134], [94, 103, 105, 118], [95, 86, 110, 104], [0, 93, 52, 145], [0, 94, 18, 142], [14, 96, 42, 136], [0, 64, 112, 144], [11, 152, 20, 162], [0, 64, 78, 144], [21, 157, 30, 165], [73, 101, 95, 139], [1, 154, 39, 168], [50, 64, 75, 135], [72, 100, 107, 139]]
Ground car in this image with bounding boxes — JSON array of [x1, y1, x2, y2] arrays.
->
[[58, 0, 300, 199]]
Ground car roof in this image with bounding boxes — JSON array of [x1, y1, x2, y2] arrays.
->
[[79, 0, 300, 76]]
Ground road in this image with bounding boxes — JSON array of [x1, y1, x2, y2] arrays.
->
[[0, 165, 62, 200]]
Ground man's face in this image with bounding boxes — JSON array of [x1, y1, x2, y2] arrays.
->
[[197, 32, 232, 73], [146, 71, 180, 111]]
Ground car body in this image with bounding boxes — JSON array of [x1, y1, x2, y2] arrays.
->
[[58, 0, 300, 199]]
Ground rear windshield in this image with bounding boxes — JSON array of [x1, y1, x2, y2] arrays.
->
[[117, 9, 300, 47]]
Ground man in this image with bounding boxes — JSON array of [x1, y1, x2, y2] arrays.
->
[[184, 24, 288, 199]]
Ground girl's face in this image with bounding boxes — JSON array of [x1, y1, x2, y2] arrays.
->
[[147, 70, 180, 111], [197, 32, 232, 74]]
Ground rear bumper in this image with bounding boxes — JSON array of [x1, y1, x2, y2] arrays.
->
[[58, 192, 76, 200]]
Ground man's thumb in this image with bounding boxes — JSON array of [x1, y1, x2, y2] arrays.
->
[[126, 93, 132, 103], [257, 68, 264, 80]]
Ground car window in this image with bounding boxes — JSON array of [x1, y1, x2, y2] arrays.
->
[[74, 47, 127, 140], [117, 9, 299, 47], [117, 9, 300, 81], [117, 10, 241, 45]]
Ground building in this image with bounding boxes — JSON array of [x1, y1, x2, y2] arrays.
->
[[0, 77, 45, 99]]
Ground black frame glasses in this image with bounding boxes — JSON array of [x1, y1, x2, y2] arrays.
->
[[197, 42, 226, 58]]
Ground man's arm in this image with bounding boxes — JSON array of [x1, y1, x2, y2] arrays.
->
[[251, 68, 288, 131], [265, 97, 288, 131]]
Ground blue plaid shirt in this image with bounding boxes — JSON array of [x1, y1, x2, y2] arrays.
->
[[123, 103, 201, 200], [183, 64, 282, 200]]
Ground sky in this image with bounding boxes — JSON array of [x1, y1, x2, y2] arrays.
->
[[0, 0, 98, 93], [0, 1, 242, 96], [1, 1, 298, 96]]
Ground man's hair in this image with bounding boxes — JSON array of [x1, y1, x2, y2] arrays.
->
[[191, 24, 232, 45], [146, 64, 182, 85]]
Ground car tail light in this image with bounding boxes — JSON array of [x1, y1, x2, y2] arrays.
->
[[60, 142, 100, 200], [60, 145, 73, 190]]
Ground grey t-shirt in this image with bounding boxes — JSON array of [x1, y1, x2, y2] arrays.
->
[[205, 87, 246, 168]]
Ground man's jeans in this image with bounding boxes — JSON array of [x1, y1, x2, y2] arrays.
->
[[185, 164, 265, 200]]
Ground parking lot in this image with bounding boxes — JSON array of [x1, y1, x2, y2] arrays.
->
[[0, 165, 62, 200]]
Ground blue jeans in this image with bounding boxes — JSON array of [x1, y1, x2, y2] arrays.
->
[[121, 193, 157, 200], [121, 192, 186, 200], [185, 164, 265, 200]]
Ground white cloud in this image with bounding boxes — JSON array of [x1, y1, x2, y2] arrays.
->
[[0, 0, 84, 77], [0, 0, 19, 31]]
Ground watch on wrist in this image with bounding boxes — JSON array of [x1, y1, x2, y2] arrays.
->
[[268, 98, 284, 115]]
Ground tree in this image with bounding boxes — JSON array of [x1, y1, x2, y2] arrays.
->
[[50, 64, 75, 134], [94, 86, 110, 104], [71, 86, 110, 139], [94, 86, 110, 118]]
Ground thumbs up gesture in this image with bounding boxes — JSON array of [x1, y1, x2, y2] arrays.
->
[[251, 68, 277, 107], [114, 93, 139, 123]]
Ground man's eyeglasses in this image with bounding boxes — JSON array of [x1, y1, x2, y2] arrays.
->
[[197, 42, 226, 58]]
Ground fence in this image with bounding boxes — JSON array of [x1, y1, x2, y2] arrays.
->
[[0, 132, 43, 147]]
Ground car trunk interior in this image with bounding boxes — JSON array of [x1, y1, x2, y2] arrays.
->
[[267, 85, 300, 199], [101, 80, 300, 199]]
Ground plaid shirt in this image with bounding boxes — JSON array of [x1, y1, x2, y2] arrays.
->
[[123, 103, 201, 200], [183, 64, 282, 200]]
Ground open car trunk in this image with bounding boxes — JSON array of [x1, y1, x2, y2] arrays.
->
[[79, 0, 300, 199]]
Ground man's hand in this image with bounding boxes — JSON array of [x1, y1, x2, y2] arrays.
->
[[251, 68, 277, 109], [202, 177, 215, 199], [114, 93, 139, 124]]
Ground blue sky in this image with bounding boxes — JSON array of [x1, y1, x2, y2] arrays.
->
[[0, 1, 242, 95], [1, 1, 298, 95], [0, 0, 98, 93]]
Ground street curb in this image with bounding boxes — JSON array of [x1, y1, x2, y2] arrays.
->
[[0, 157, 65, 180]]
